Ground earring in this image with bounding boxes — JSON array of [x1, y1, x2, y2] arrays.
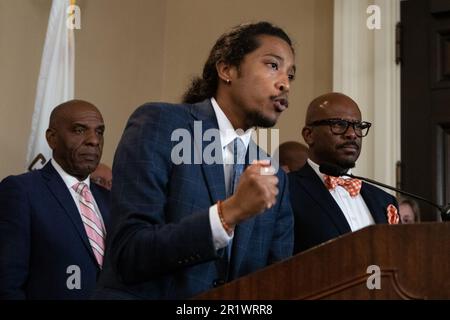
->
[[225, 79, 231, 84]]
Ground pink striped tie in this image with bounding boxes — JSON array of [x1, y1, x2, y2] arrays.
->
[[72, 182, 106, 268]]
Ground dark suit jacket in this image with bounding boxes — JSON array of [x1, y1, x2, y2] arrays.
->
[[288, 163, 398, 253], [95, 99, 293, 299], [0, 162, 110, 299]]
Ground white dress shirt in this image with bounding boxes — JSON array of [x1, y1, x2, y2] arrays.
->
[[307, 159, 375, 231], [51, 159, 105, 227], [208, 97, 253, 250]]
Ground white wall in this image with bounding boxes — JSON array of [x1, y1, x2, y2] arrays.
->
[[0, 0, 334, 179], [333, 0, 401, 186]]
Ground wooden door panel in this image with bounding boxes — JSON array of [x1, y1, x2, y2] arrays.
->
[[401, 0, 450, 221]]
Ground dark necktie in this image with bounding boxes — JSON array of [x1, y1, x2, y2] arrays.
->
[[230, 137, 246, 196]]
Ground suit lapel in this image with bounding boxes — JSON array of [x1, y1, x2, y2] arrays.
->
[[41, 163, 99, 267], [189, 100, 226, 204], [296, 163, 351, 234], [360, 183, 388, 223], [201, 160, 226, 204]]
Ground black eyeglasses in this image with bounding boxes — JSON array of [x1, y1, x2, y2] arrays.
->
[[307, 118, 372, 137]]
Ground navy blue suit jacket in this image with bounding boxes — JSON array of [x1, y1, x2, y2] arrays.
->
[[288, 163, 398, 253], [0, 162, 110, 299], [95, 99, 293, 299]]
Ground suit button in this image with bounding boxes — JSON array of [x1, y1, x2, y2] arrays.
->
[[213, 279, 225, 287]]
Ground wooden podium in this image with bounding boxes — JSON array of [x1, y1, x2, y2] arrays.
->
[[196, 223, 450, 299]]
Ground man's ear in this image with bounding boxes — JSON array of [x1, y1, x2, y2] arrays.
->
[[216, 60, 236, 83], [46, 128, 56, 150], [302, 126, 313, 146]]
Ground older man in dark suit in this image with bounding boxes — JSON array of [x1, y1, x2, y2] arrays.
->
[[95, 22, 295, 299], [288, 92, 399, 254], [0, 100, 110, 299]]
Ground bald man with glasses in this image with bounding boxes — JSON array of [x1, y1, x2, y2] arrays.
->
[[288, 92, 399, 254]]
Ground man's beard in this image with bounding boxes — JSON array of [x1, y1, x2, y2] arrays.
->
[[245, 110, 276, 129], [335, 142, 360, 169], [336, 158, 356, 170]]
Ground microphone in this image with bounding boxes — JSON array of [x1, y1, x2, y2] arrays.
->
[[319, 163, 450, 222]]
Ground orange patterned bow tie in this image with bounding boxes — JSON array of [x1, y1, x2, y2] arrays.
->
[[323, 175, 362, 197]]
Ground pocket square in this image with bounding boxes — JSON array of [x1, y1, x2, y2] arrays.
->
[[387, 204, 399, 224]]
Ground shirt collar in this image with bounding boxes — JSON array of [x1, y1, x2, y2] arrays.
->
[[307, 158, 353, 182], [210, 97, 253, 149], [51, 158, 91, 190]]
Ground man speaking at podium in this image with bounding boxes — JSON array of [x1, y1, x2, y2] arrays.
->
[[95, 22, 295, 299], [289, 92, 399, 254]]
